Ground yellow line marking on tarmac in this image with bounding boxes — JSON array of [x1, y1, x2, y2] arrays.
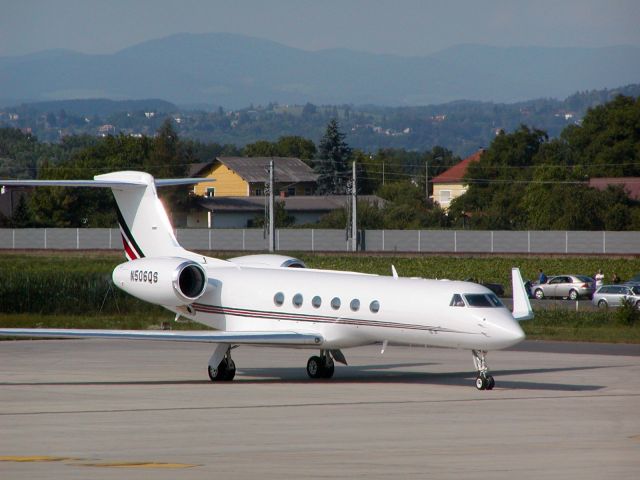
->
[[0, 456, 74, 462], [78, 462, 198, 469], [0, 455, 198, 469]]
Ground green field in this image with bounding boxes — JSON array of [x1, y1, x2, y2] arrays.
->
[[1, 251, 639, 343]]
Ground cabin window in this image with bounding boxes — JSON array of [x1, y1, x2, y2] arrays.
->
[[450, 294, 465, 307], [350, 299, 360, 311], [206, 187, 215, 198], [369, 300, 380, 313], [292, 293, 303, 308], [312, 296, 322, 308], [274, 292, 284, 306], [331, 297, 341, 310]]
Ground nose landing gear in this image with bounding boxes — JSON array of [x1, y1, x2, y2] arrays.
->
[[472, 349, 495, 390]]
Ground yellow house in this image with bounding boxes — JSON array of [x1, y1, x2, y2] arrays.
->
[[190, 156, 318, 198], [187, 156, 319, 227], [431, 149, 484, 210]]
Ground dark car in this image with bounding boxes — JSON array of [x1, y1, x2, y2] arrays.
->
[[465, 278, 504, 297]]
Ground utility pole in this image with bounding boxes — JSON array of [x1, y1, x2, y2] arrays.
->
[[425, 159, 429, 201], [351, 160, 357, 252], [268, 159, 275, 252]]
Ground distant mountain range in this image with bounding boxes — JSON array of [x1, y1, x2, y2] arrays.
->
[[1, 33, 639, 108]]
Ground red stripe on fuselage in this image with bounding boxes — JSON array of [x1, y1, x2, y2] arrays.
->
[[192, 303, 468, 334]]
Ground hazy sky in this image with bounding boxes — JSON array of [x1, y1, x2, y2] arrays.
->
[[1, 0, 639, 57]]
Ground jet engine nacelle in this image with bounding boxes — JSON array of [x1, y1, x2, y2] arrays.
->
[[112, 257, 207, 306], [227, 254, 306, 268]]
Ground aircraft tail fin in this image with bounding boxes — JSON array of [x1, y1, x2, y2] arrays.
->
[[95, 171, 183, 260]]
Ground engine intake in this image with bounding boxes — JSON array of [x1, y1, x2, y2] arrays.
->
[[113, 257, 207, 306]]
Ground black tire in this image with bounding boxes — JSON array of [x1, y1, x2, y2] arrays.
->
[[475, 376, 486, 390], [534, 289, 544, 300], [598, 299, 608, 309], [486, 376, 495, 390], [321, 363, 335, 379], [568, 289, 578, 301], [208, 358, 233, 382], [223, 358, 236, 381], [307, 356, 322, 379]]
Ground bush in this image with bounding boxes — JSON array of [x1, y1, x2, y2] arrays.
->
[[614, 298, 640, 326]]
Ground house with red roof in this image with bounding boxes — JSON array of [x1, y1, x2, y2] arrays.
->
[[431, 149, 484, 210], [588, 177, 640, 200]]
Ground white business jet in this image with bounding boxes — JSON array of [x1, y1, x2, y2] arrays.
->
[[0, 171, 532, 390]]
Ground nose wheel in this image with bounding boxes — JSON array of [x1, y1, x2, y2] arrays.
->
[[472, 349, 495, 390]]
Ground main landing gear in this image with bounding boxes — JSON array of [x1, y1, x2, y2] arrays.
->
[[472, 349, 495, 390], [206, 347, 347, 382], [207, 345, 236, 382], [306, 350, 344, 379]]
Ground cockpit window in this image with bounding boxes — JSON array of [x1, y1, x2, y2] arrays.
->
[[450, 294, 465, 307], [487, 294, 504, 307], [464, 293, 504, 307]]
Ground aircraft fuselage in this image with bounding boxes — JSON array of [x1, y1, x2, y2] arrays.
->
[[177, 265, 525, 351]]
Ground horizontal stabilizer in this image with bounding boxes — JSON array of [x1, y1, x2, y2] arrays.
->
[[1, 175, 208, 189], [0, 328, 324, 346]]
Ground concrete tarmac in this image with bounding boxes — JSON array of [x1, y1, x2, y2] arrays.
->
[[1, 339, 639, 479]]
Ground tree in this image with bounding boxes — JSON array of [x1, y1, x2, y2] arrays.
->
[[251, 200, 295, 228], [242, 136, 317, 165], [275, 136, 316, 162], [9, 194, 34, 227], [242, 140, 279, 157], [448, 125, 548, 229], [561, 95, 640, 178], [149, 119, 183, 178], [315, 119, 352, 195]]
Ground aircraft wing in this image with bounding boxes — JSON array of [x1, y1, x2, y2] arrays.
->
[[0, 329, 323, 346]]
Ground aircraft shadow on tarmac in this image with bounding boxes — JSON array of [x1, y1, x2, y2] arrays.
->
[[2, 363, 614, 391]]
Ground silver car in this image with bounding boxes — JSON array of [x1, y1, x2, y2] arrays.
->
[[592, 284, 640, 308], [532, 275, 596, 300]]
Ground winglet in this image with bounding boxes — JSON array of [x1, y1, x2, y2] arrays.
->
[[512, 267, 534, 321], [391, 265, 398, 279]]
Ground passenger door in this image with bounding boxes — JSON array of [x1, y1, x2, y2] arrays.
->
[[547, 276, 566, 298], [617, 286, 633, 307]]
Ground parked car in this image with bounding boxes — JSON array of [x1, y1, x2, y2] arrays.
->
[[532, 275, 596, 300], [592, 284, 640, 308], [464, 278, 505, 297], [624, 273, 640, 285]]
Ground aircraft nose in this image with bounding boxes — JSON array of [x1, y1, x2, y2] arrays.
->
[[488, 314, 525, 348]]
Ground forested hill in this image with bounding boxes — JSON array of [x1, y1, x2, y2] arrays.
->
[[2, 84, 639, 157], [2, 95, 639, 231], [1, 33, 639, 107]]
